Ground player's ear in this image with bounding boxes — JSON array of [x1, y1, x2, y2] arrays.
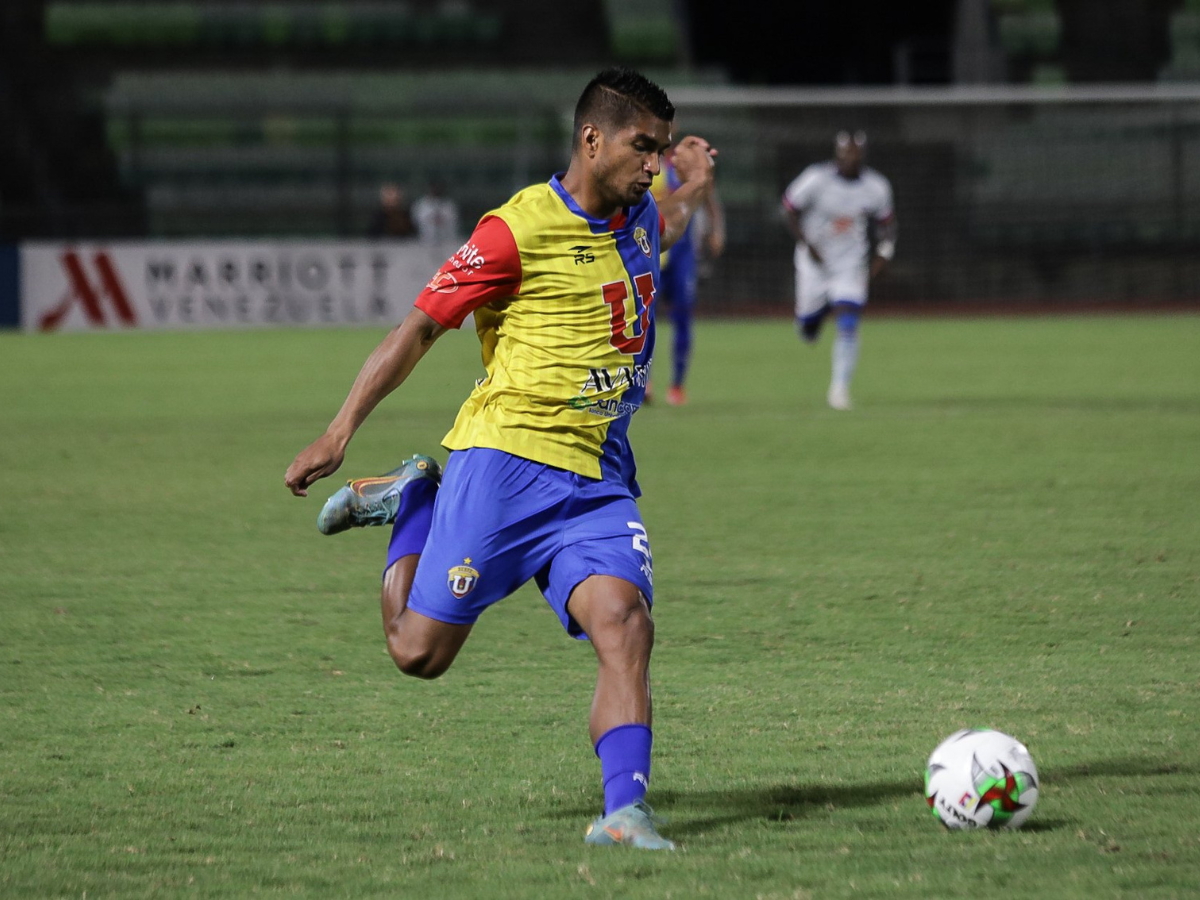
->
[[580, 123, 601, 159]]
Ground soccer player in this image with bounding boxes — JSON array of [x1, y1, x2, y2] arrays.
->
[[284, 68, 717, 851], [649, 144, 725, 405], [782, 130, 896, 411]]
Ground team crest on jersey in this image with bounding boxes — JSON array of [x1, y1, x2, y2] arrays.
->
[[426, 271, 459, 293], [633, 226, 651, 257], [447, 559, 480, 598]]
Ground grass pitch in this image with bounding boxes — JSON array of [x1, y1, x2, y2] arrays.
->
[[1, 314, 1198, 899]]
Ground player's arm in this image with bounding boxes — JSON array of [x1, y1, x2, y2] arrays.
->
[[285, 215, 522, 497], [659, 136, 716, 252], [869, 216, 895, 279], [704, 185, 726, 259], [285, 309, 447, 496], [782, 168, 822, 264]]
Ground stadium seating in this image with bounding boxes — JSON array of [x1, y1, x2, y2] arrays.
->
[[45, 2, 503, 50]]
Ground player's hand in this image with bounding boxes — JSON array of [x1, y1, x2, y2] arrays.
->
[[285, 433, 347, 497], [670, 136, 717, 186]]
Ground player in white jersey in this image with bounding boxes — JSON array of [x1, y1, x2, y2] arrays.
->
[[782, 130, 896, 410]]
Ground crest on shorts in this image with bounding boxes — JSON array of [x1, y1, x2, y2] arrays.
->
[[447, 559, 480, 599], [634, 226, 651, 257]]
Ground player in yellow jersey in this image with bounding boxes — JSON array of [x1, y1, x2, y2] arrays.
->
[[284, 68, 717, 850]]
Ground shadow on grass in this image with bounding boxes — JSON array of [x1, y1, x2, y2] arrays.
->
[[656, 780, 917, 836], [547, 755, 1195, 837]]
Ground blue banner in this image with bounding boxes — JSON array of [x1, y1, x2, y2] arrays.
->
[[0, 244, 19, 328]]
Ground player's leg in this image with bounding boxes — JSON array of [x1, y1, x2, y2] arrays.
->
[[568, 575, 672, 850], [380, 558, 473, 679], [828, 300, 864, 411], [539, 499, 671, 849], [794, 252, 829, 343], [315, 453, 470, 676], [568, 575, 655, 743], [389, 447, 568, 679], [349, 455, 472, 678], [665, 262, 696, 405]]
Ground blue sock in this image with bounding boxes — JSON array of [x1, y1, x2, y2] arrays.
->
[[384, 477, 437, 564], [595, 723, 652, 815]]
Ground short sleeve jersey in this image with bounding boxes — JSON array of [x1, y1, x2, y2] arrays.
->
[[414, 175, 664, 490], [782, 163, 894, 274]]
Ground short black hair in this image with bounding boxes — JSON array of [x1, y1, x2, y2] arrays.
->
[[573, 67, 675, 145]]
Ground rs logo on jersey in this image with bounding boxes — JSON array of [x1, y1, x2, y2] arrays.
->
[[633, 227, 651, 256]]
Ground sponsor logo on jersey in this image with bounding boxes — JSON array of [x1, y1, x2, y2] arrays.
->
[[570, 245, 595, 265], [577, 361, 650, 393], [569, 395, 641, 418], [425, 270, 459, 293], [633, 227, 651, 257], [447, 559, 480, 599], [454, 242, 487, 269]]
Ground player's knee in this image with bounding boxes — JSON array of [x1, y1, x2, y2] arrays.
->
[[593, 594, 655, 653], [834, 306, 860, 336], [386, 636, 450, 680]]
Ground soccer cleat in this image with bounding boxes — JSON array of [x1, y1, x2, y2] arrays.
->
[[316, 454, 441, 535], [666, 385, 687, 406], [827, 385, 852, 411], [584, 801, 675, 851]]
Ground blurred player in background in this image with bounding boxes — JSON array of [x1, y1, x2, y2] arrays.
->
[[285, 68, 718, 851], [368, 181, 416, 238], [782, 130, 896, 410], [411, 178, 460, 246], [649, 142, 725, 405]]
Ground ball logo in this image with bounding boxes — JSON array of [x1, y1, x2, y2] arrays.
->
[[447, 560, 480, 598], [633, 226, 651, 257], [426, 271, 459, 294]]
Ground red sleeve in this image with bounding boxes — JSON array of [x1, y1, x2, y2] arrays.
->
[[414, 215, 522, 329], [658, 211, 666, 236]]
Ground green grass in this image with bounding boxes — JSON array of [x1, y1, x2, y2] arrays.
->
[[2, 315, 1198, 898]]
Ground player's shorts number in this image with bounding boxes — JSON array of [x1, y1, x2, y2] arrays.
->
[[628, 521, 650, 558], [628, 521, 653, 586], [603, 273, 656, 355]]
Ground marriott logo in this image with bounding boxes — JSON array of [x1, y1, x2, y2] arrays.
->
[[39, 250, 137, 331]]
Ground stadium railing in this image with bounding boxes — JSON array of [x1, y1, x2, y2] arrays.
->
[[97, 78, 1200, 310], [665, 82, 1200, 312]]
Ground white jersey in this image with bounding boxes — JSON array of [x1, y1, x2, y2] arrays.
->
[[411, 194, 460, 245], [783, 162, 894, 275]]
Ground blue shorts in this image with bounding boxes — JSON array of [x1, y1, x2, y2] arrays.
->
[[400, 448, 654, 639]]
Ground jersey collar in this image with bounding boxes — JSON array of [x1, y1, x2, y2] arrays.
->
[[549, 173, 651, 234]]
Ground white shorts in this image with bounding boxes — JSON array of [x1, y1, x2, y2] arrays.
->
[[794, 249, 868, 317]]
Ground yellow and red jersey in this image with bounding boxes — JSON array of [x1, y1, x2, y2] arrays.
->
[[414, 175, 664, 489]]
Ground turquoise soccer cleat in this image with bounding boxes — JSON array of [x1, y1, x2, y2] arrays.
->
[[584, 801, 675, 851], [316, 454, 441, 535]]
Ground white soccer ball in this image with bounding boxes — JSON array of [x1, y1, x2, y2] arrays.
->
[[924, 729, 1039, 830]]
